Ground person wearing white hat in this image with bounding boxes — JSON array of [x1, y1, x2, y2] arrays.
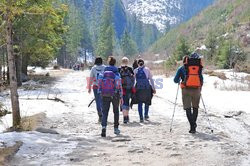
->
[[118, 57, 135, 124]]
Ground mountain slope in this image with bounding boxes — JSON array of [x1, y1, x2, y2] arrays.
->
[[122, 0, 214, 31], [150, 0, 250, 57]]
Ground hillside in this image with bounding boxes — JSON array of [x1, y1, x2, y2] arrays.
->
[[150, 0, 250, 60]]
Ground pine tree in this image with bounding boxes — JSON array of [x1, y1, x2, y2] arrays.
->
[[0, 0, 66, 128], [121, 30, 138, 56], [174, 37, 191, 61], [205, 30, 217, 60], [96, 0, 115, 59]]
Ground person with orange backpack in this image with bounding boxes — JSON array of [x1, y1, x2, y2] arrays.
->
[[174, 53, 203, 133]]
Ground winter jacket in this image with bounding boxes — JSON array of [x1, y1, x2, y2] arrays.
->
[[104, 65, 120, 76], [118, 66, 135, 92], [89, 65, 106, 86]]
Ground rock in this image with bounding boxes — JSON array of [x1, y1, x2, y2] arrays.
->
[[128, 148, 140, 153], [128, 147, 144, 153], [111, 137, 131, 142], [165, 147, 172, 150], [21, 73, 28, 82], [224, 111, 245, 118], [116, 144, 128, 148], [156, 142, 162, 146], [170, 153, 181, 157], [35, 127, 59, 134], [137, 150, 143, 153], [45, 72, 50, 77]]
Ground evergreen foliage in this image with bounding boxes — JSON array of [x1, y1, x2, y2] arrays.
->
[[121, 30, 138, 56], [96, 0, 115, 59]]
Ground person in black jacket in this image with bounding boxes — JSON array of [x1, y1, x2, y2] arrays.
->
[[119, 57, 134, 124]]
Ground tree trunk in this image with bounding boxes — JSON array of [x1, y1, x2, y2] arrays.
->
[[6, 13, 21, 128], [84, 49, 87, 66], [0, 48, 2, 81], [58, 45, 66, 67], [21, 54, 28, 75], [3, 48, 6, 81], [15, 54, 22, 87]]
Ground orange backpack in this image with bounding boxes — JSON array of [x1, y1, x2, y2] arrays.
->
[[183, 57, 203, 88]]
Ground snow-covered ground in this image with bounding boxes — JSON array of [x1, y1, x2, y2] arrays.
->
[[0, 69, 250, 165]]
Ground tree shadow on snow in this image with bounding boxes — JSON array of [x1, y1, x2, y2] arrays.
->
[[193, 132, 221, 142], [122, 120, 161, 127], [122, 121, 143, 127], [143, 120, 161, 126]]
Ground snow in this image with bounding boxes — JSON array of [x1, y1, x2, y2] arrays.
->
[[27, 66, 52, 75], [0, 131, 79, 165], [0, 68, 250, 165], [198, 45, 207, 50], [125, 0, 181, 30], [153, 60, 165, 64]]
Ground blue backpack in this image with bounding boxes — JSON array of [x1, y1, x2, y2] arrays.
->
[[100, 71, 116, 97], [136, 67, 150, 89]]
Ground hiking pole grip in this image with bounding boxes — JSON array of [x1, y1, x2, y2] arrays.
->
[[201, 95, 213, 133], [170, 83, 180, 132]]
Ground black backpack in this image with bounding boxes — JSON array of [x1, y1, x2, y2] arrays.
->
[[120, 66, 134, 89]]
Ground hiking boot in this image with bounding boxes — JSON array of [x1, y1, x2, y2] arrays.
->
[[189, 127, 196, 134], [123, 116, 128, 124], [127, 116, 130, 122], [189, 124, 196, 134], [114, 128, 120, 135], [101, 127, 106, 137], [140, 119, 144, 123], [145, 115, 149, 121]]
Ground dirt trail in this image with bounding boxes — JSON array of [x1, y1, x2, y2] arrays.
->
[[7, 71, 250, 166]]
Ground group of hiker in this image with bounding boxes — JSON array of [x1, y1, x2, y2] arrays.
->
[[88, 52, 203, 137]]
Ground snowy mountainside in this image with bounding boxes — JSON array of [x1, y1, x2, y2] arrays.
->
[[122, 0, 214, 31]]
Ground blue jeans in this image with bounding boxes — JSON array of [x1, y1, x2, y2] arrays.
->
[[93, 88, 102, 117], [138, 102, 149, 120]]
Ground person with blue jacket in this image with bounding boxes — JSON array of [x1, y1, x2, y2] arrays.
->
[[98, 56, 123, 137], [174, 53, 203, 133]]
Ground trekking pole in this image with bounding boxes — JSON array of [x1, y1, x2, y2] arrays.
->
[[88, 98, 95, 107], [201, 95, 213, 133], [170, 83, 180, 132]]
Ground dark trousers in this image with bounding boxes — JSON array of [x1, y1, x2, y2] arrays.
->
[[101, 95, 120, 128], [93, 88, 102, 117]]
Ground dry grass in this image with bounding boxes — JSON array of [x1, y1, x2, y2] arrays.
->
[[235, 62, 250, 74], [0, 141, 23, 165], [20, 113, 46, 131], [213, 72, 250, 91], [219, 84, 250, 91], [245, 75, 250, 82], [48, 68, 72, 78], [204, 70, 228, 80]]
